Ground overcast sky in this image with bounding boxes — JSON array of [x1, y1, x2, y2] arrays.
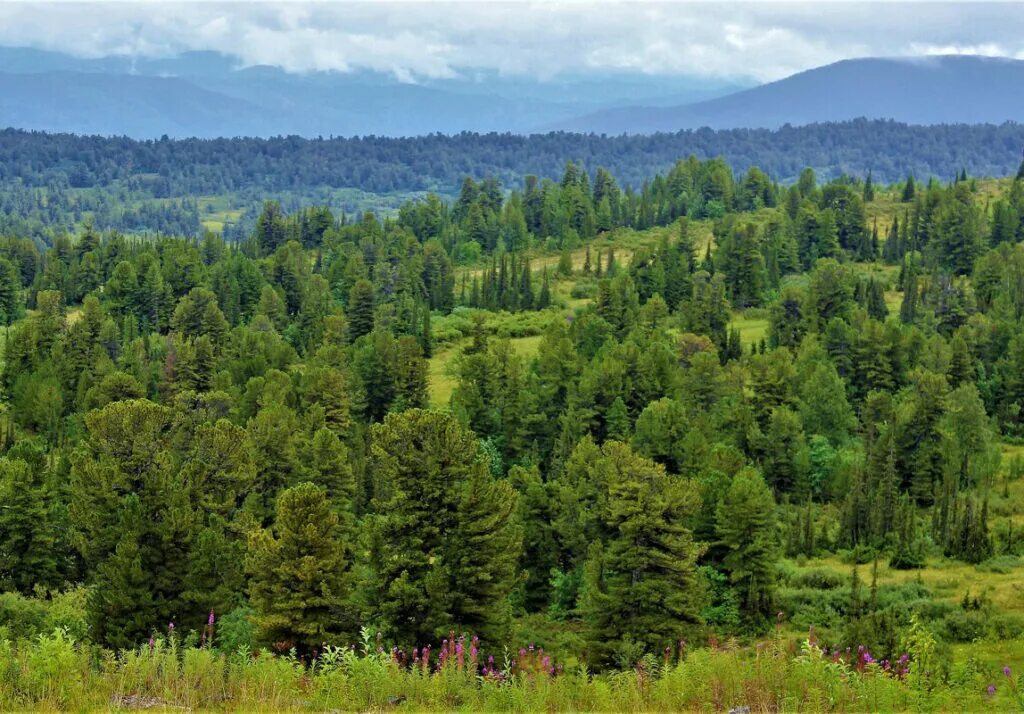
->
[[1, 1, 1023, 82]]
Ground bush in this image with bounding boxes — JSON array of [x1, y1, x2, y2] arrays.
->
[[989, 613, 1024, 640], [570, 281, 597, 300], [0, 589, 89, 643], [940, 610, 987, 643], [791, 568, 846, 590], [217, 605, 255, 655], [976, 555, 1023, 573]]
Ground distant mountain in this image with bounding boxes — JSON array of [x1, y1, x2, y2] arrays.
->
[[553, 56, 1024, 134], [0, 47, 748, 138]]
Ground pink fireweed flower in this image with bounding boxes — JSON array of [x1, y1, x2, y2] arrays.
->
[[148, 637, 155, 651], [208, 611, 215, 626]]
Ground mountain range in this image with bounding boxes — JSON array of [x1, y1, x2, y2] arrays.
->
[[0, 48, 1022, 138], [555, 55, 1024, 134], [0, 47, 747, 138]]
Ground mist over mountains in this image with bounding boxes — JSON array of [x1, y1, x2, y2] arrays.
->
[[0, 47, 746, 138], [1, 48, 1022, 140]]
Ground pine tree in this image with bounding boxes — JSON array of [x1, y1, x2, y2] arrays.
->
[[365, 410, 521, 646], [863, 171, 875, 202], [0, 456, 61, 594], [347, 279, 376, 341], [902, 175, 916, 202], [0, 257, 23, 328], [581, 442, 705, 668], [557, 249, 573, 277], [716, 467, 779, 623], [520, 260, 534, 310], [308, 428, 356, 510], [247, 482, 355, 652], [604, 397, 631, 442], [900, 263, 918, 324], [537, 268, 552, 309]]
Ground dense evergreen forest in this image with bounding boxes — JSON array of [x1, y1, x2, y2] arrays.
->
[[2, 120, 1024, 242], [4, 149, 1024, 709]]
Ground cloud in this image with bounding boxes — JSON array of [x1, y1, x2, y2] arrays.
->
[[0, 1, 1022, 82]]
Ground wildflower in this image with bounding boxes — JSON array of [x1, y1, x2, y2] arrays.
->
[[168, 622, 175, 634], [208, 611, 216, 626], [1005, 665, 1013, 678], [988, 684, 997, 697], [148, 637, 155, 651]]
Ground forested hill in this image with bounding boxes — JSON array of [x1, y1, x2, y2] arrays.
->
[[3, 119, 1024, 196]]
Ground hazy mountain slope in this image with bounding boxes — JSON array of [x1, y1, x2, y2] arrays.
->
[[0, 47, 747, 137], [554, 56, 1024, 134], [0, 71, 268, 137]]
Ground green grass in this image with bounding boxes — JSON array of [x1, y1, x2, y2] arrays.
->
[[427, 340, 465, 410], [427, 334, 546, 410], [0, 628, 1012, 712], [730, 313, 769, 348]]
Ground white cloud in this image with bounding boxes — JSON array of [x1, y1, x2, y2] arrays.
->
[[0, 1, 1021, 82]]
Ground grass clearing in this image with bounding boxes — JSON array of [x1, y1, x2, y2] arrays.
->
[[731, 313, 769, 347]]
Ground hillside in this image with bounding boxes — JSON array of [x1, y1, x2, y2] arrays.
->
[[556, 55, 1024, 134]]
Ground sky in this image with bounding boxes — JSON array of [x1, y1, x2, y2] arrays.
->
[[0, 1, 1022, 83]]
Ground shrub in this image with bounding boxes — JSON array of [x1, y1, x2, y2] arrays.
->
[[940, 610, 987, 643]]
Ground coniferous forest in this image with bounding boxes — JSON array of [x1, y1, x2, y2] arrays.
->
[[4, 132, 1024, 710]]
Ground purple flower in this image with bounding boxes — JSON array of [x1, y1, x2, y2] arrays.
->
[[168, 622, 175, 633], [988, 684, 997, 697], [148, 637, 155, 650], [1005, 665, 1013, 678], [208, 611, 216, 626]]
